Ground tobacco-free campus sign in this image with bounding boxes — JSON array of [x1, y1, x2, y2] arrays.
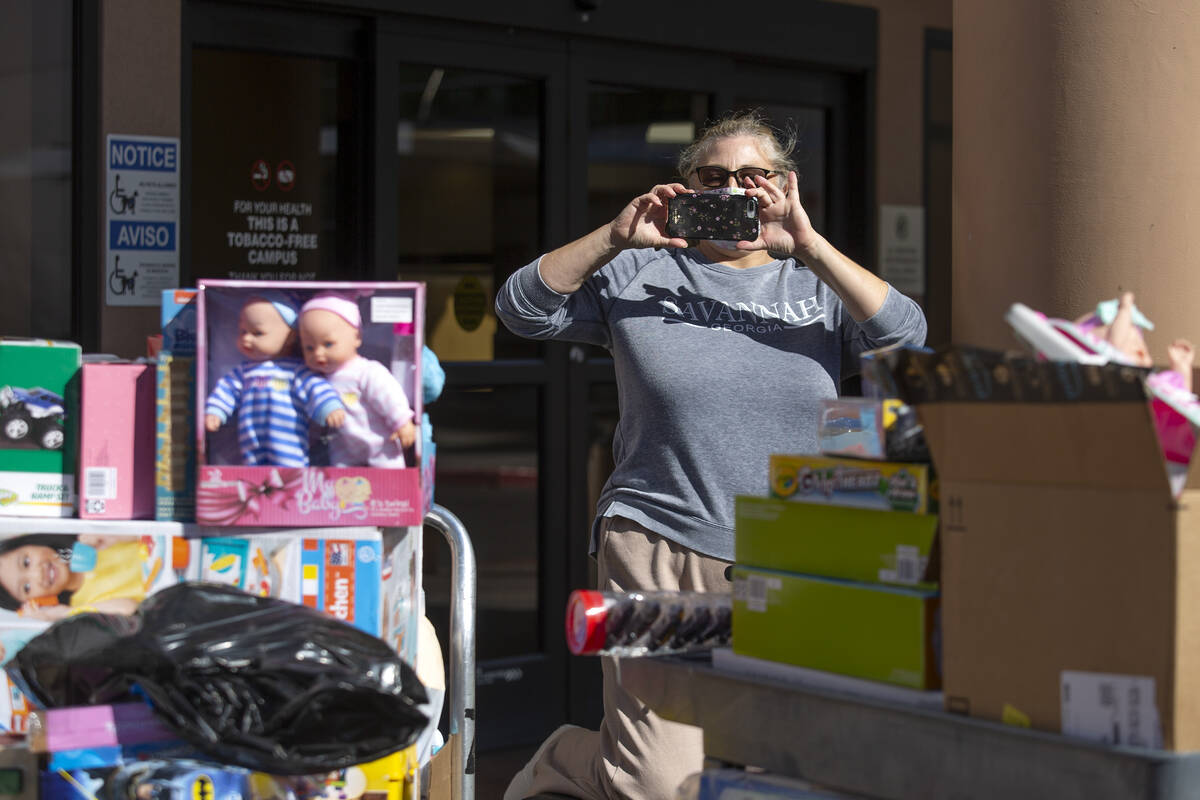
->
[[105, 134, 181, 307]]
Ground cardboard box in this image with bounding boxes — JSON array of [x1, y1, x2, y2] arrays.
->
[[195, 281, 426, 527], [196, 527, 383, 636], [731, 565, 940, 689], [0, 339, 81, 517], [78, 362, 157, 519], [735, 495, 938, 589], [156, 289, 198, 521], [768, 453, 936, 514], [901, 344, 1200, 748]]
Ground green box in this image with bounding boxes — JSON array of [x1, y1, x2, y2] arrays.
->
[[732, 565, 940, 689], [736, 495, 938, 589], [0, 339, 81, 516]]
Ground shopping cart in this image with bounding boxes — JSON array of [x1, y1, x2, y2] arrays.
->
[[424, 504, 477, 800]]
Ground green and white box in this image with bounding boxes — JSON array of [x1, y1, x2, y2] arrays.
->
[[732, 565, 940, 689], [735, 495, 938, 589], [0, 339, 82, 516]]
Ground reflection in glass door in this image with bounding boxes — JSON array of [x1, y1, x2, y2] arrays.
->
[[190, 49, 362, 282], [393, 66, 542, 362], [387, 61, 554, 746]]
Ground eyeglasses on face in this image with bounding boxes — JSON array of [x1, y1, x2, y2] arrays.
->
[[693, 165, 775, 188]]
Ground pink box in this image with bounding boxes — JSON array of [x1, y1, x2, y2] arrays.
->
[[78, 362, 157, 519], [195, 280, 426, 527]]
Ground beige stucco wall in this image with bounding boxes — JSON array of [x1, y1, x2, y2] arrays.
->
[[954, 0, 1200, 357], [99, 0, 181, 357]]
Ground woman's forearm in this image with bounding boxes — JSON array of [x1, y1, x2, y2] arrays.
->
[[798, 234, 890, 322]]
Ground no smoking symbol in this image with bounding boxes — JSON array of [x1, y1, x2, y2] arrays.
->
[[277, 161, 295, 192], [251, 159, 270, 191]]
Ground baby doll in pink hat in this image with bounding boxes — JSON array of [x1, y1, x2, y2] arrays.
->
[[298, 292, 417, 468]]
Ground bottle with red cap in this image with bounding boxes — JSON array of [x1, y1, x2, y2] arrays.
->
[[565, 589, 731, 657]]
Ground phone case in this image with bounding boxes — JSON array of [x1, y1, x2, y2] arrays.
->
[[666, 193, 760, 241]]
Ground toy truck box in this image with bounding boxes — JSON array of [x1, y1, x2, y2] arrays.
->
[[195, 281, 426, 527], [0, 339, 81, 517]]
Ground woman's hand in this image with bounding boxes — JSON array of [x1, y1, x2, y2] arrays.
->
[[737, 171, 820, 257], [608, 183, 693, 251]]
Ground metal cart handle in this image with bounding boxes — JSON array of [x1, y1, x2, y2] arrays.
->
[[424, 504, 476, 800]]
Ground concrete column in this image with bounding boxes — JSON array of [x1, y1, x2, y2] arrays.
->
[[953, 0, 1200, 359], [99, 0, 181, 356]]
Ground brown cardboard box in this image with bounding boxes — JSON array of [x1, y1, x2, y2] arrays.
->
[[915, 371, 1200, 748]]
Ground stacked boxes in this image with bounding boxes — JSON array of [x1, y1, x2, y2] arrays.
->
[[0, 281, 435, 794], [732, 387, 941, 690]]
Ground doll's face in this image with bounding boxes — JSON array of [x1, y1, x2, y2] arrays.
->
[[0, 544, 72, 602], [238, 300, 296, 361], [298, 308, 362, 374]]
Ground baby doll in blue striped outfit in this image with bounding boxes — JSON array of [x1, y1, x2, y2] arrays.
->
[[205, 291, 346, 467]]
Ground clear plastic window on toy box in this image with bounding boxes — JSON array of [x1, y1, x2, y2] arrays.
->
[[195, 280, 426, 528]]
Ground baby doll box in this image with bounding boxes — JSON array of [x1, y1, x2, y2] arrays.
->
[[0, 338, 82, 517], [882, 344, 1200, 750], [195, 280, 426, 527]]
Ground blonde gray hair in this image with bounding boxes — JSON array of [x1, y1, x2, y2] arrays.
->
[[676, 109, 797, 184]]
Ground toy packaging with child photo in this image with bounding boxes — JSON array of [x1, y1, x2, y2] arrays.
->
[[194, 280, 426, 527], [0, 528, 194, 732]]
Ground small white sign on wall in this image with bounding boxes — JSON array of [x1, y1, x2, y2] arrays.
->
[[878, 205, 925, 296]]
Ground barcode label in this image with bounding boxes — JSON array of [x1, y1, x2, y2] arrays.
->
[[84, 467, 116, 500], [742, 575, 781, 613], [1061, 670, 1161, 748], [894, 545, 921, 584]]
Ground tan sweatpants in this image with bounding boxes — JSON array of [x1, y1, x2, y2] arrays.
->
[[509, 516, 732, 800]]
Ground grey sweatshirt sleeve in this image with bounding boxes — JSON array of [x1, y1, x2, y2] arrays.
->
[[495, 252, 650, 348], [841, 284, 929, 372]]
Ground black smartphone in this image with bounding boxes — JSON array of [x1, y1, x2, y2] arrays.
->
[[666, 193, 759, 241]]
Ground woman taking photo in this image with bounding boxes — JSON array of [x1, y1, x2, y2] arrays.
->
[[497, 109, 928, 800]]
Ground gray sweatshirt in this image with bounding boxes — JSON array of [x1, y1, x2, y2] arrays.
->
[[495, 247, 928, 561]]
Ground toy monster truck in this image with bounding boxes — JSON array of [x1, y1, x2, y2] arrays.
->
[[0, 386, 65, 450]]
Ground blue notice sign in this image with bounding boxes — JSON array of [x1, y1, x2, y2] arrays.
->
[[108, 138, 178, 172], [105, 133, 180, 306], [109, 220, 176, 251]]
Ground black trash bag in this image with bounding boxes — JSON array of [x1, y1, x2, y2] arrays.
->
[[6, 582, 429, 775]]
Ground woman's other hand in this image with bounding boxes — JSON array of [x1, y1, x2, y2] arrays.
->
[[738, 171, 820, 258]]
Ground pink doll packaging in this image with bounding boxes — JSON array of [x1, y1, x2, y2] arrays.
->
[[194, 280, 426, 527]]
